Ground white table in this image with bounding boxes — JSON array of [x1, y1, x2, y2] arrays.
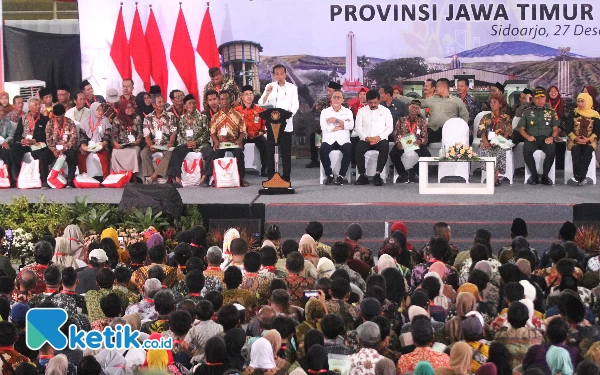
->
[[419, 157, 496, 195]]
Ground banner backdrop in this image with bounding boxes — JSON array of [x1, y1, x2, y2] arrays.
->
[[79, 0, 600, 104]]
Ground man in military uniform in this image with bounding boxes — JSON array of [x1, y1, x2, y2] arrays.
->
[[202, 67, 239, 112], [518, 88, 560, 185], [306, 81, 345, 168]]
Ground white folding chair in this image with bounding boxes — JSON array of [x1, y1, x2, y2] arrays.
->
[[438, 118, 470, 183], [357, 150, 388, 183], [243, 141, 262, 171], [523, 150, 556, 184], [512, 117, 526, 170], [564, 150, 597, 184], [320, 150, 351, 184], [470, 111, 491, 175]]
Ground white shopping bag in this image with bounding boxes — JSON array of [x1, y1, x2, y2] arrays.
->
[[17, 159, 42, 189], [212, 157, 240, 188], [0, 163, 10, 188], [181, 158, 202, 187]]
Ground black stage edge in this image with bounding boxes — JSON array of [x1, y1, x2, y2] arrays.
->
[[194, 203, 265, 226], [573, 203, 600, 226]]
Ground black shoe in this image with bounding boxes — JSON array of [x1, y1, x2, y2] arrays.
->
[[396, 172, 408, 184], [541, 176, 552, 185], [201, 179, 210, 187], [305, 160, 319, 168], [66, 180, 75, 188], [373, 174, 383, 186], [324, 174, 334, 185], [41, 182, 49, 189], [408, 170, 419, 183], [354, 174, 369, 185], [527, 176, 539, 185], [334, 176, 348, 185]]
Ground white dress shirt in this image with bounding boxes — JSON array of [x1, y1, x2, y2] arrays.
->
[[260, 81, 299, 132], [354, 105, 394, 141], [320, 106, 354, 145]]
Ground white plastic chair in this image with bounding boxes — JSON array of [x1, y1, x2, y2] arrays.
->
[[357, 150, 388, 183], [438, 118, 470, 183], [564, 150, 597, 184], [320, 150, 351, 184], [470, 111, 491, 175], [512, 117, 526, 170], [523, 150, 556, 184], [243, 142, 262, 171]]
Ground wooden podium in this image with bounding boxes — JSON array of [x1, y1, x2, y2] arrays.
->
[[259, 108, 295, 195]]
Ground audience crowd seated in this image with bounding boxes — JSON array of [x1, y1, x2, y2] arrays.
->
[[0, 218, 595, 375]]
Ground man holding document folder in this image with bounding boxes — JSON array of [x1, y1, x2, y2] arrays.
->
[[389, 100, 430, 183]]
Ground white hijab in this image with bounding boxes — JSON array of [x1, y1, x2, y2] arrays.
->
[[250, 337, 277, 370]]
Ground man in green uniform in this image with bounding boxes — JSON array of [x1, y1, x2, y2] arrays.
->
[[518, 88, 560, 185]]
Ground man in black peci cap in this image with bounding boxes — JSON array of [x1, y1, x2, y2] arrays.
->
[[79, 79, 106, 108], [235, 85, 268, 177], [518, 87, 560, 185], [56, 84, 73, 111], [38, 87, 54, 118]]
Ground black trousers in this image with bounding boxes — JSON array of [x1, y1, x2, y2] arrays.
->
[[203, 146, 245, 179], [389, 145, 431, 174], [350, 136, 359, 166], [13, 143, 54, 182], [320, 141, 352, 177], [427, 128, 442, 144], [309, 131, 319, 162], [267, 131, 292, 180], [355, 139, 389, 175], [59, 148, 78, 180], [167, 144, 213, 179], [244, 136, 268, 171], [571, 145, 594, 179], [523, 136, 556, 178]]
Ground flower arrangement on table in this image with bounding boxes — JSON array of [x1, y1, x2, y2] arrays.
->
[[438, 142, 480, 161]]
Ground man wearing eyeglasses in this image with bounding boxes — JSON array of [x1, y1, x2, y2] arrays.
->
[[320, 90, 354, 185], [168, 89, 185, 120]]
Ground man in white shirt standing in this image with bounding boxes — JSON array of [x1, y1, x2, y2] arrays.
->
[[320, 90, 354, 185], [260, 64, 299, 182], [354, 90, 393, 186]]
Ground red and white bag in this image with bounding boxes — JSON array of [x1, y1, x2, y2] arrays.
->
[[17, 159, 41, 189], [47, 169, 67, 189], [102, 171, 132, 188], [73, 173, 101, 188], [213, 157, 240, 188], [181, 159, 202, 187], [0, 163, 10, 188]]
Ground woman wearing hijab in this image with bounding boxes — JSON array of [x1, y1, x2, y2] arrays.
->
[[445, 292, 477, 343], [415, 361, 435, 375], [430, 261, 457, 304], [381, 267, 407, 319], [52, 237, 79, 270], [95, 349, 130, 375], [299, 234, 319, 267], [194, 336, 229, 375], [136, 92, 154, 117], [583, 85, 600, 111], [547, 345, 574, 375], [147, 232, 164, 249], [475, 363, 497, 375], [111, 99, 142, 175], [374, 357, 397, 375], [390, 221, 414, 251], [548, 85, 567, 125], [296, 301, 325, 357], [190, 226, 208, 258], [566, 92, 600, 185], [423, 271, 450, 310], [224, 328, 246, 370], [79, 102, 112, 179], [244, 337, 287, 375], [102, 227, 129, 264], [376, 254, 397, 274], [263, 330, 291, 371], [381, 234, 413, 275], [487, 342, 512, 375], [305, 345, 336, 375], [63, 225, 86, 265], [45, 353, 76, 375], [0, 92, 13, 116], [477, 94, 512, 186], [435, 341, 472, 375]]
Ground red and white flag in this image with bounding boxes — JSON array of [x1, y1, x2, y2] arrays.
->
[[195, 4, 220, 108], [170, 5, 199, 108], [129, 4, 151, 92], [146, 6, 168, 97], [109, 5, 131, 80]]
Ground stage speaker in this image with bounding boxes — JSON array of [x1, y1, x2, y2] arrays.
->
[[118, 184, 184, 220]]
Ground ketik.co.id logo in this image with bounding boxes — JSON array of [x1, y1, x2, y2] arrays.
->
[[26, 308, 172, 350]]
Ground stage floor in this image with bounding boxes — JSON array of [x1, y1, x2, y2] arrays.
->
[[0, 159, 598, 205]]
